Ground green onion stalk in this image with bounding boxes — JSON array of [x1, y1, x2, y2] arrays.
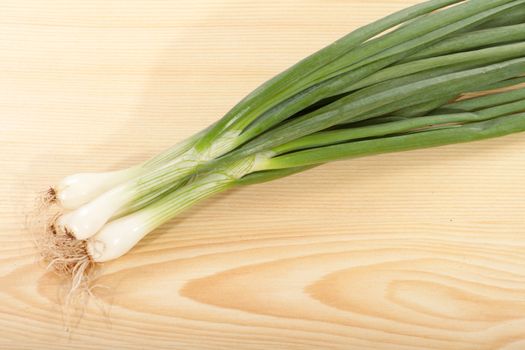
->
[[39, 0, 525, 282], [69, 87, 525, 263], [89, 105, 525, 262], [51, 0, 522, 211], [55, 56, 525, 242]]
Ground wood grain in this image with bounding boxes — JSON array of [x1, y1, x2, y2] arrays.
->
[[2, 1, 525, 349]]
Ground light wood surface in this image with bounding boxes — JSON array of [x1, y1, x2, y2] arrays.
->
[[2, 1, 525, 349]]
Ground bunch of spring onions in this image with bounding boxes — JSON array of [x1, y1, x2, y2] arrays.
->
[[40, 0, 525, 286]]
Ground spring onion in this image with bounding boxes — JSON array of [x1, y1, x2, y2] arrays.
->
[[36, 0, 525, 292], [88, 109, 525, 262]]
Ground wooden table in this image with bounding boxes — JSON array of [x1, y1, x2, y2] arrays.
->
[[2, 1, 525, 349]]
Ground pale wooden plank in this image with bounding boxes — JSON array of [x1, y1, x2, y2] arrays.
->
[[1, 1, 525, 349]]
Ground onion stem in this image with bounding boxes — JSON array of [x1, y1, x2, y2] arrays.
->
[[88, 111, 525, 262], [40, 0, 525, 279]]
